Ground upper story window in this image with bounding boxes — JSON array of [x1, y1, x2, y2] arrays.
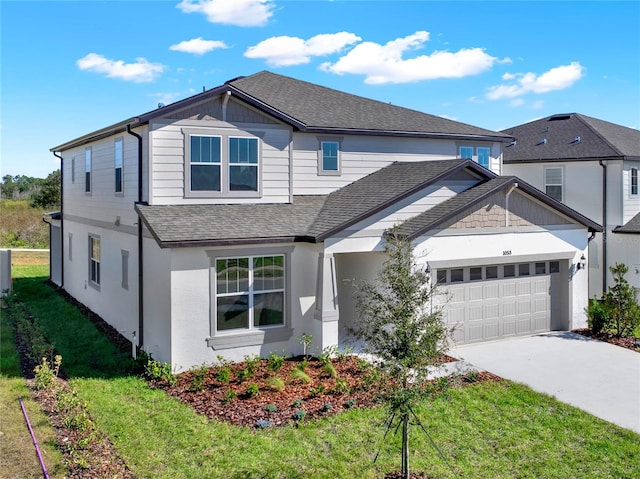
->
[[85, 147, 92, 194], [459, 146, 491, 169], [544, 166, 563, 202], [318, 138, 342, 176], [114, 138, 123, 194], [185, 131, 260, 197], [631, 168, 638, 196]]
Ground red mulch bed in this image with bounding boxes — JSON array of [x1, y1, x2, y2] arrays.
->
[[149, 354, 500, 429], [573, 328, 640, 352]]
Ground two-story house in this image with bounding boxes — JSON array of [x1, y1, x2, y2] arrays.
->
[[49, 71, 600, 371], [502, 113, 640, 297]]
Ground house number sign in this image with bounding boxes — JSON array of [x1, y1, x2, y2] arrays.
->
[[503, 250, 512, 256]]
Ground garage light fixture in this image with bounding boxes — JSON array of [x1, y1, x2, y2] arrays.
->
[[576, 254, 586, 270], [425, 262, 431, 276]]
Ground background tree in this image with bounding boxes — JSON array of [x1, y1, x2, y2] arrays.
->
[[350, 227, 452, 479], [30, 169, 61, 209]]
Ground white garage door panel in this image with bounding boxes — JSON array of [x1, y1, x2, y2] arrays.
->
[[440, 263, 557, 344]]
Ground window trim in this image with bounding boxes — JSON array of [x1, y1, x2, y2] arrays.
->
[[206, 246, 293, 349], [631, 167, 638, 196], [88, 234, 100, 290], [544, 165, 564, 202], [85, 147, 92, 194], [114, 137, 124, 195], [458, 145, 492, 169], [183, 129, 261, 198], [317, 137, 342, 176]]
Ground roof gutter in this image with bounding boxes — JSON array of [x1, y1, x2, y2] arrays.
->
[[127, 124, 144, 354]]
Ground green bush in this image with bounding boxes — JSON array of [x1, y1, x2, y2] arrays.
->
[[144, 358, 176, 386], [586, 297, 610, 334]]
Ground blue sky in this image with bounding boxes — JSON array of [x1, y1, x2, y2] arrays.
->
[[2, 0, 639, 178]]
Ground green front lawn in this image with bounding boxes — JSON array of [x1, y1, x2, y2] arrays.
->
[[6, 265, 640, 478]]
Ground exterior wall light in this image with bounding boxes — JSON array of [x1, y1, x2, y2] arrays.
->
[[577, 254, 587, 270]]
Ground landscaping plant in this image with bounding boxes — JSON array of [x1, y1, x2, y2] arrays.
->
[[350, 226, 452, 479], [604, 263, 640, 337]]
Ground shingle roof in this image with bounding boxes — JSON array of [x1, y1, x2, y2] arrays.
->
[[502, 113, 640, 163], [135, 196, 326, 247], [613, 212, 640, 234], [52, 71, 510, 151], [307, 159, 493, 240], [228, 72, 512, 140]]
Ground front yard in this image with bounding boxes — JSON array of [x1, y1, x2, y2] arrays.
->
[[2, 259, 639, 478]]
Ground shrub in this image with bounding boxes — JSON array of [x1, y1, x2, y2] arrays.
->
[[297, 358, 309, 371], [604, 263, 640, 337], [292, 409, 306, 421], [321, 401, 333, 412], [236, 368, 250, 383], [291, 398, 303, 408], [243, 354, 261, 376], [223, 389, 236, 404], [586, 297, 610, 334], [344, 398, 356, 409], [254, 419, 272, 429], [34, 355, 61, 390], [144, 358, 176, 386], [266, 376, 285, 392], [189, 364, 209, 392], [245, 383, 260, 398], [264, 404, 278, 413], [321, 361, 337, 378], [309, 384, 325, 397], [334, 376, 351, 395], [215, 366, 232, 384], [267, 351, 285, 372]]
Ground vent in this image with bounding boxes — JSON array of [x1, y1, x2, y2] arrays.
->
[[549, 114, 572, 121], [573, 136, 582, 143], [538, 138, 547, 145]]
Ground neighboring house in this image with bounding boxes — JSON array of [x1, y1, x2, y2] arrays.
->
[[49, 71, 600, 371], [501, 113, 640, 296]]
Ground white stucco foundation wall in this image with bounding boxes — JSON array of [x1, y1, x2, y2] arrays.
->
[[142, 238, 172, 364], [165, 243, 322, 371], [608, 233, 640, 290], [62, 220, 139, 346]]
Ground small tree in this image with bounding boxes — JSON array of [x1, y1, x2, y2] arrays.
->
[[604, 263, 640, 337], [350, 227, 451, 478]]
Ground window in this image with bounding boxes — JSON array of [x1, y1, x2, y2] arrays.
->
[[229, 137, 258, 191], [121, 250, 129, 290], [318, 138, 342, 175], [631, 168, 638, 196], [215, 255, 285, 332], [518, 263, 530, 276], [503, 264, 515, 277], [89, 235, 100, 287], [85, 147, 92, 193], [190, 135, 221, 192], [185, 132, 260, 196], [114, 138, 123, 194], [459, 146, 491, 169], [470, 267, 482, 281], [477, 147, 490, 169], [450, 268, 464, 282], [436, 270, 447, 284], [535, 262, 547, 275], [550, 261, 560, 273], [486, 266, 498, 279], [544, 167, 563, 202], [459, 146, 473, 160]]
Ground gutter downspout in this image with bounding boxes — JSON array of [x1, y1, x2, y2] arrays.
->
[[221, 91, 231, 122], [504, 182, 518, 227], [599, 160, 607, 294], [127, 124, 144, 354], [52, 152, 64, 288]]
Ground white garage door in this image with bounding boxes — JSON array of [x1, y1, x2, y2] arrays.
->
[[437, 261, 560, 344]]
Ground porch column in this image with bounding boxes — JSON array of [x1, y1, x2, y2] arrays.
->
[[313, 252, 340, 351]]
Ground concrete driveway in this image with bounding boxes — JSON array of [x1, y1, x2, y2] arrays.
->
[[450, 332, 640, 434]]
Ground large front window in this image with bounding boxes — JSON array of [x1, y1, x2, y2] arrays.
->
[[216, 255, 285, 332], [186, 133, 259, 195]]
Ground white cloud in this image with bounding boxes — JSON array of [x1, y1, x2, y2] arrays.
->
[[170, 37, 229, 55], [245, 32, 361, 67], [509, 98, 524, 107], [77, 53, 165, 83], [486, 62, 585, 100], [320, 31, 503, 84], [177, 0, 274, 27]]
